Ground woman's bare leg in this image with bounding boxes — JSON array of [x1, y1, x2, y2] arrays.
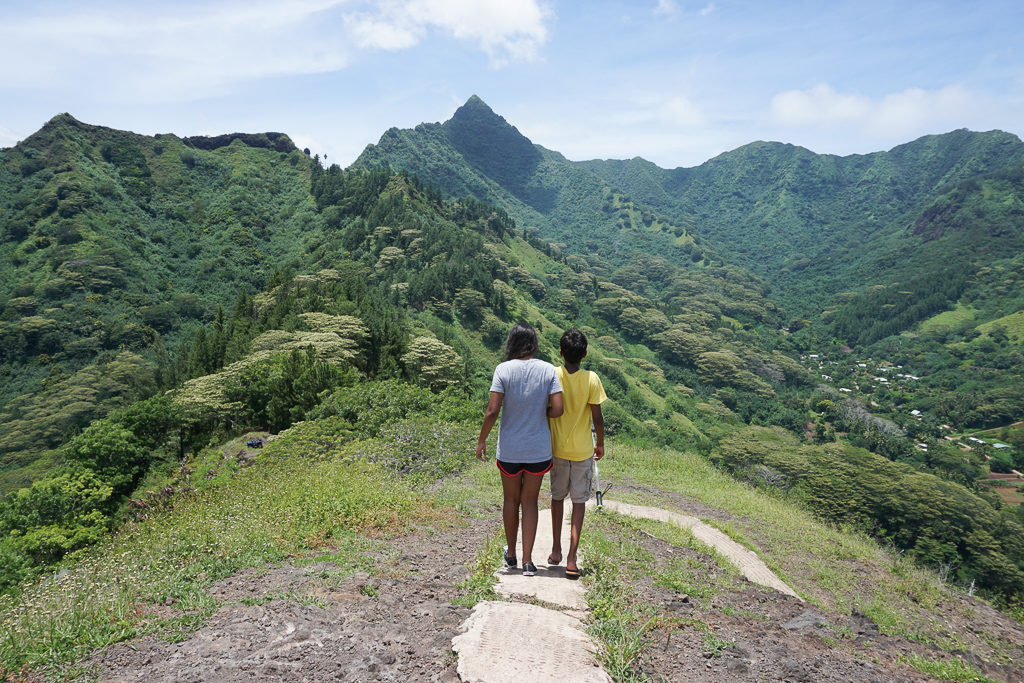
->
[[500, 472, 524, 556], [519, 472, 544, 565]]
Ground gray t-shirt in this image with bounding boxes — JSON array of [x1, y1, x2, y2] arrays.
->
[[489, 358, 562, 463]]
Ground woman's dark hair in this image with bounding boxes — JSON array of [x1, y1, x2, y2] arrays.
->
[[559, 328, 588, 364], [503, 322, 539, 361]]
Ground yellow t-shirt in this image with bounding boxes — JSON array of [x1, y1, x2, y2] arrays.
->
[[549, 366, 608, 461]]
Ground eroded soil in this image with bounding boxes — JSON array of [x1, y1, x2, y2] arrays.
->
[[86, 517, 492, 682]]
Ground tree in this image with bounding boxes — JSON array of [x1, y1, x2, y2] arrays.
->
[[454, 288, 487, 327], [63, 419, 147, 495], [696, 351, 773, 396], [0, 469, 113, 565], [225, 348, 355, 431], [618, 307, 648, 339], [652, 326, 706, 366], [401, 336, 463, 392]]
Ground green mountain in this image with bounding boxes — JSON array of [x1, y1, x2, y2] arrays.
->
[[353, 96, 1024, 433], [0, 113, 803, 494], [581, 130, 1024, 310], [353, 97, 1024, 317], [2, 108, 1023, 634], [353, 96, 715, 278], [0, 115, 330, 484]]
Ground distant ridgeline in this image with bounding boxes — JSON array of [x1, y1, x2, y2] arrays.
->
[[354, 96, 1024, 445], [0, 105, 1022, 605]]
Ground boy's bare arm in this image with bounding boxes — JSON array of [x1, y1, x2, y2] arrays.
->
[[591, 403, 605, 460]]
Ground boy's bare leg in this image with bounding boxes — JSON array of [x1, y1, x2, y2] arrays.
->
[[549, 498, 564, 564], [566, 502, 586, 572]]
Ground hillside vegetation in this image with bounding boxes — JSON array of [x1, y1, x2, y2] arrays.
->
[[0, 115, 325, 488], [1, 123, 823, 595], [355, 96, 1024, 468]]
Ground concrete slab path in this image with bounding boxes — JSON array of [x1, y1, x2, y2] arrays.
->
[[493, 506, 588, 612], [452, 508, 611, 682], [453, 498, 800, 681], [451, 601, 609, 683], [601, 499, 801, 599]]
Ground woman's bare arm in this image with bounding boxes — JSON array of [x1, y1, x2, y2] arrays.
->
[[476, 392, 504, 460], [547, 391, 564, 418]]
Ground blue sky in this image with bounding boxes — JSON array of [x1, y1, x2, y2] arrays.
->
[[1, 0, 1022, 168]]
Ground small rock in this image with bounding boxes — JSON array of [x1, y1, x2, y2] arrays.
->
[[727, 659, 749, 674], [782, 609, 832, 631]]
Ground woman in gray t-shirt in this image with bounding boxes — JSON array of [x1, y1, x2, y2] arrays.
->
[[476, 323, 563, 576]]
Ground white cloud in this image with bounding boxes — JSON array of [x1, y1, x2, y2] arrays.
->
[[0, 0, 552, 103], [346, 16, 421, 50], [609, 95, 705, 129], [658, 96, 705, 127], [654, 0, 678, 17], [869, 86, 973, 136], [0, 0, 354, 100], [770, 83, 980, 138], [699, 3, 715, 17], [345, 0, 552, 65], [770, 84, 871, 125]]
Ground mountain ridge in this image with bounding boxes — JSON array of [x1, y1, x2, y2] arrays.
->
[[354, 97, 1024, 311]]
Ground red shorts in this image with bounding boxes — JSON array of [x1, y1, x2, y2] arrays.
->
[[497, 459, 553, 476]]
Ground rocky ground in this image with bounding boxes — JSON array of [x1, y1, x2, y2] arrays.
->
[[83, 491, 1024, 682], [86, 517, 491, 682]]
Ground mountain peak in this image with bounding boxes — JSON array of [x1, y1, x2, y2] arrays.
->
[[448, 95, 505, 129], [440, 96, 541, 197], [462, 94, 491, 110]]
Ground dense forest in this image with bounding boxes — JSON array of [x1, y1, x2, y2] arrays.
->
[[2, 103, 1023, 611]]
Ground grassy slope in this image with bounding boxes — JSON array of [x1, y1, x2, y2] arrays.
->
[[0, 426, 450, 677], [3, 422, 1020, 680]]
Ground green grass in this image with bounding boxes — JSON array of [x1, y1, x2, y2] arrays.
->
[[597, 443, 948, 637], [977, 310, 1024, 342], [606, 513, 740, 586], [583, 524, 661, 681], [655, 557, 721, 600], [454, 529, 503, 608], [917, 304, 977, 336], [902, 654, 998, 682], [0, 433, 447, 678], [435, 456, 503, 514]]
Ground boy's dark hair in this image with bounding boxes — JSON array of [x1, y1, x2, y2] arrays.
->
[[503, 322, 539, 361], [560, 328, 588, 364]]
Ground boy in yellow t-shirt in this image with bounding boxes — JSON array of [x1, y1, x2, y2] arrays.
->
[[548, 328, 607, 579]]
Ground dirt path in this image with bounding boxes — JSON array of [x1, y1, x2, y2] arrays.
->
[[83, 494, 1024, 682]]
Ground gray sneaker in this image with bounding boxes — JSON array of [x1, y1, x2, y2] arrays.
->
[[502, 545, 517, 569], [522, 561, 537, 576]]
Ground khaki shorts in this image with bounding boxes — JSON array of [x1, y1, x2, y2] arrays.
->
[[550, 456, 594, 504]]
